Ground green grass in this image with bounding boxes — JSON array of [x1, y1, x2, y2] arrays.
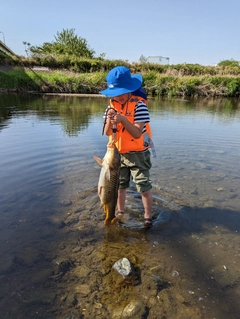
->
[[1, 68, 240, 97]]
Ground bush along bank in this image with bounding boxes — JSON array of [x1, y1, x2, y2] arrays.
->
[[0, 68, 240, 97]]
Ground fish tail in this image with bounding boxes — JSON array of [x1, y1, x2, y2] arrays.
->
[[104, 203, 116, 224], [104, 217, 116, 225]]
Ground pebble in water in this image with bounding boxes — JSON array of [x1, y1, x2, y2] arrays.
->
[[172, 270, 179, 277], [112, 257, 134, 279], [122, 300, 146, 318]]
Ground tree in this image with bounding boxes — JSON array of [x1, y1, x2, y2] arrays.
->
[[27, 28, 95, 58], [218, 59, 240, 67], [23, 41, 31, 57]]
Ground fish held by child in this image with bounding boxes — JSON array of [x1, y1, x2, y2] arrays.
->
[[93, 141, 120, 225]]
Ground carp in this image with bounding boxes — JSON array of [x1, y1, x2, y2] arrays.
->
[[93, 142, 121, 225]]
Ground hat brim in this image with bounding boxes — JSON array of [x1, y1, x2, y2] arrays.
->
[[99, 74, 142, 98]]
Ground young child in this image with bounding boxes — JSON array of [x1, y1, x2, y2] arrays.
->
[[99, 66, 153, 229]]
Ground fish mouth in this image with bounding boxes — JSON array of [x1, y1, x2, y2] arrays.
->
[[107, 140, 117, 148]]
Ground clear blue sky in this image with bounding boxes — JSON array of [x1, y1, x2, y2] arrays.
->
[[1, 0, 239, 66]]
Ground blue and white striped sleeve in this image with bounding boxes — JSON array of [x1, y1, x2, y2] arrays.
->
[[134, 101, 150, 123]]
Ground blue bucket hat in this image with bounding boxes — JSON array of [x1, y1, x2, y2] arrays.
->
[[99, 66, 142, 98]]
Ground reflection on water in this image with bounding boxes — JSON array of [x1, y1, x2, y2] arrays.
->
[[0, 94, 240, 318]]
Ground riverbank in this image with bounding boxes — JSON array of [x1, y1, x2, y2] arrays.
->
[[0, 66, 240, 97]]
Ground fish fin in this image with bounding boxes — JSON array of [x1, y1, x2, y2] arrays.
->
[[104, 217, 116, 225], [103, 204, 107, 214], [93, 156, 103, 166], [111, 217, 117, 224], [98, 185, 102, 196]]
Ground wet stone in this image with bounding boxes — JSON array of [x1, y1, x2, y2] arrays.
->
[[54, 259, 75, 275], [112, 258, 134, 279], [151, 274, 164, 285], [229, 193, 238, 199], [46, 216, 66, 228], [112, 307, 124, 319], [64, 293, 78, 307], [175, 292, 185, 303], [61, 200, 72, 206], [189, 189, 198, 195], [208, 174, 226, 182], [122, 300, 146, 318], [149, 296, 157, 306]]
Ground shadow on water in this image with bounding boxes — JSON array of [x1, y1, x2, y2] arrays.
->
[[145, 205, 240, 319]]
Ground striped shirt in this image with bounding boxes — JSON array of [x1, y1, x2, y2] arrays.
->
[[134, 101, 150, 133], [104, 100, 150, 134]]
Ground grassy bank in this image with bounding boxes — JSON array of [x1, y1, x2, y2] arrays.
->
[[0, 67, 240, 97]]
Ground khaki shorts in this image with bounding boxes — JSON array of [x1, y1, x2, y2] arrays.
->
[[119, 150, 152, 193]]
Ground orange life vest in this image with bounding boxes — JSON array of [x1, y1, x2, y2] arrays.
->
[[109, 94, 153, 154]]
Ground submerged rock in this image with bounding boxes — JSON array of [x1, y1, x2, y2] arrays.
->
[[112, 258, 134, 279], [112, 300, 146, 319], [122, 300, 146, 318]]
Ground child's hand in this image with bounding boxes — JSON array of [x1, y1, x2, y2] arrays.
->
[[113, 114, 123, 124], [107, 108, 117, 119]]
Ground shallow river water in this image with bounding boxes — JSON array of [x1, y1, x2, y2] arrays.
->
[[0, 94, 240, 319]]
